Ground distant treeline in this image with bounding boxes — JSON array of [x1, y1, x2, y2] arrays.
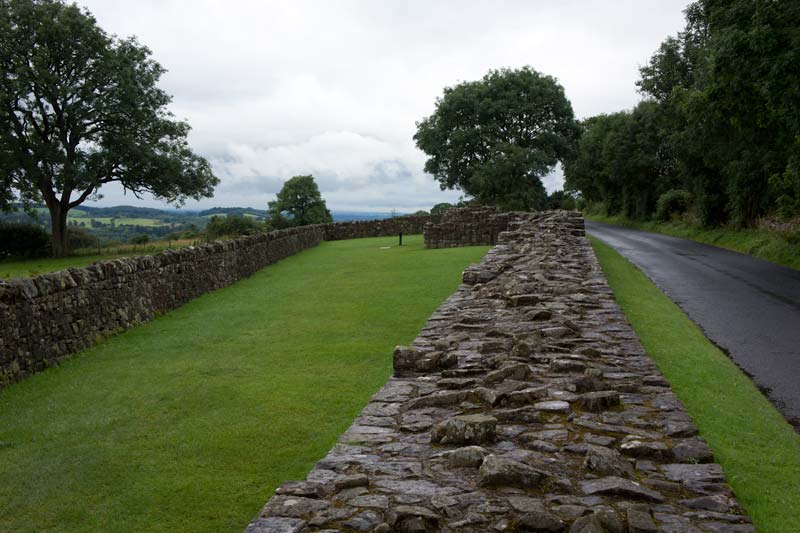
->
[[564, 0, 800, 226]]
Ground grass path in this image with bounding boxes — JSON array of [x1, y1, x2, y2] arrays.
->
[[586, 214, 800, 270], [591, 236, 800, 532], [0, 235, 488, 532]]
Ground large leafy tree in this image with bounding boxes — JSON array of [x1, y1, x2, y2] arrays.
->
[[414, 67, 579, 211], [268, 175, 332, 227], [564, 102, 676, 220], [0, 0, 218, 256], [568, 0, 800, 226], [637, 0, 800, 225]]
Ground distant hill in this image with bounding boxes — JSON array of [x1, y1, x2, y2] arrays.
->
[[332, 211, 395, 222], [198, 207, 268, 219], [0, 204, 408, 244]]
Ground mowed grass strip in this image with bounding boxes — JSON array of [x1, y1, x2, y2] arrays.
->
[[590, 236, 800, 532], [0, 235, 489, 532]]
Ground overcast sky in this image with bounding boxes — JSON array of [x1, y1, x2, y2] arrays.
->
[[78, 0, 690, 213]]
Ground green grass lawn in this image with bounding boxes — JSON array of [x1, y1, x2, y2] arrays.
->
[[0, 239, 199, 279], [586, 214, 800, 270], [0, 254, 130, 278], [590, 236, 800, 532], [0, 235, 489, 532]]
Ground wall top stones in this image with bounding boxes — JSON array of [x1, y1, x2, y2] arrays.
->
[[249, 210, 752, 532]]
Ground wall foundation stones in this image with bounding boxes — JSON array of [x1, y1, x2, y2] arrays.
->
[[249, 211, 752, 532]]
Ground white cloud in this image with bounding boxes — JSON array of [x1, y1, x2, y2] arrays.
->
[[77, 0, 690, 212]]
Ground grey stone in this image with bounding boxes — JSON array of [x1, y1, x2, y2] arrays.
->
[[342, 510, 383, 531], [444, 445, 488, 467], [672, 438, 714, 463], [679, 494, 734, 513], [393, 346, 422, 371], [506, 496, 545, 513], [244, 517, 306, 533], [580, 477, 664, 502], [348, 494, 389, 509], [334, 474, 369, 491], [619, 439, 670, 460], [661, 463, 725, 483], [483, 363, 531, 385], [431, 414, 497, 445], [568, 514, 604, 533], [508, 387, 550, 406], [583, 445, 634, 478], [626, 506, 657, 532], [274, 481, 325, 499], [577, 391, 621, 412], [533, 400, 571, 413], [518, 511, 565, 531], [259, 496, 330, 518], [478, 455, 549, 489]]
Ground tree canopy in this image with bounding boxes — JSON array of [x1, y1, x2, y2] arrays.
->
[[268, 175, 332, 227], [0, 0, 218, 255], [565, 0, 800, 226], [414, 67, 579, 211]]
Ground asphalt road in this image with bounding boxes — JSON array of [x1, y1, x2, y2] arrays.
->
[[587, 221, 800, 428]]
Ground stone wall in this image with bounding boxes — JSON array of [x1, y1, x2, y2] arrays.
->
[[423, 206, 520, 248], [0, 215, 446, 388], [0, 226, 329, 386], [324, 215, 438, 241], [249, 211, 753, 532]]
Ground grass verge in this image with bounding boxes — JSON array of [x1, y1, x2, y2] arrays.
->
[[0, 235, 489, 532], [590, 236, 800, 532], [586, 214, 800, 270]]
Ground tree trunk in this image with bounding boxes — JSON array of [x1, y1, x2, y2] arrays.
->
[[49, 204, 69, 257]]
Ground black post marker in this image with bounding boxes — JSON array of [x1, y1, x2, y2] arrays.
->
[[399, 232, 403, 246]]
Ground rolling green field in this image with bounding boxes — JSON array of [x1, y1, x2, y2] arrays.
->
[[0, 235, 488, 532], [70, 216, 171, 227], [591, 237, 800, 532], [587, 214, 800, 270]]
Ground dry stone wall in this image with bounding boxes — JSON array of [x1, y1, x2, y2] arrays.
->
[[325, 216, 438, 241], [423, 206, 520, 248], [0, 215, 450, 388], [249, 211, 753, 533], [0, 225, 326, 387]]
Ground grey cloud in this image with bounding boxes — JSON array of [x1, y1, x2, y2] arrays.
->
[[76, 0, 690, 211]]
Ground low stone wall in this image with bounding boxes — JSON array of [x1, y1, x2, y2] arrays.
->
[[324, 215, 438, 241], [0, 214, 444, 389], [423, 206, 520, 248], [249, 211, 753, 532], [0, 225, 326, 387]]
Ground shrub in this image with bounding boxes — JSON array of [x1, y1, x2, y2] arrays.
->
[[0, 222, 51, 258], [655, 189, 692, 221], [67, 227, 101, 251], [205, 215, 262, 239], [430, 203, 454, 215]]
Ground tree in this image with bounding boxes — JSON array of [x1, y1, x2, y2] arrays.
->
[[414, 67, 579, 210], [205, 214, 261, 239], [0, 0, 218, 256], [268, 175, 332, 227], [430, 202, 453, 215], [635, 0, 800, 225]]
